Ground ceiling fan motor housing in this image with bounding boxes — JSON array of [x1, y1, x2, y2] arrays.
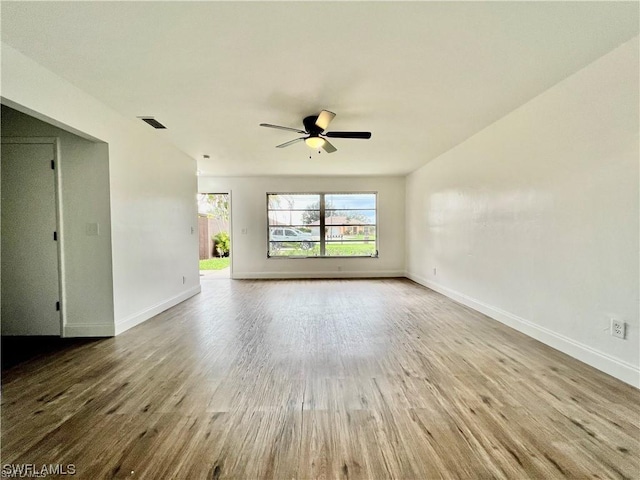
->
[[303, 115, 324, 135]]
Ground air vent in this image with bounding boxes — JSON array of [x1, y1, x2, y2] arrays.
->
[[139, 117, 166, 129]]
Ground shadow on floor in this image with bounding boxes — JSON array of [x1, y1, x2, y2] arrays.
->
[[1, 336, 101, 371]]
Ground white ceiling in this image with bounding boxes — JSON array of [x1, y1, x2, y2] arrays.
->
[[2, 2, 638, 176]]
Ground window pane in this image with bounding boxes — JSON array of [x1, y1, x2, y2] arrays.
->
[[324, 226, 376, 257], [269, 225, 319, 257], [324, 194, 376, 255], [267, 193, 321, 227], [268, 194, 320, 210], [269, 226, 320, 241], [325, 210, 376, 225], [325, 240, 376, 257], [325, 193, 376, 210], [269, 239, 319, 257]]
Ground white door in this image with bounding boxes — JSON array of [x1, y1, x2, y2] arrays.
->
[[1, 142, 61, 335]]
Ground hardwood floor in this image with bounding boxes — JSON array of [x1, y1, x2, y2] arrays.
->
[[2, 278, 638, 479]]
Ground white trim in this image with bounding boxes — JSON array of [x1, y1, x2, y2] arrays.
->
[[406, 271, 640, 389], [53, 139, 66, 338], [63, 323, 115, 337], [228, 190, 234, 279], [114, 285, 202, 335], [232, 270, 404, 280]]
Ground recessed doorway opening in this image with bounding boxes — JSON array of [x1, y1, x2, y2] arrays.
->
[[197, 193, 230, 278]]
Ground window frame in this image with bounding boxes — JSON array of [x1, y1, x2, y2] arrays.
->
[[266, 192, 378, 259]]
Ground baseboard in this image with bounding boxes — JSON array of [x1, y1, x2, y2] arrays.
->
[[63, 323, 115, 337], [406, 271, 640, 389], [114, 285, 202, 335], [232, 270, 404, 280]]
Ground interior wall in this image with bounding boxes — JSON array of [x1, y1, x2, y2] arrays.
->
[[405, 38, 639, 386], [108, 136, 199, 334], [1, 106, 115, 336], [2, 43, 200, 336], [198, 176, 405, 278]]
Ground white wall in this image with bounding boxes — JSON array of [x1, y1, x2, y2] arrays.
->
[[2, 106, 115, 336], [198, 176, 405, 278], [406, 38, 639, 387], [1, 43, 200, 336]]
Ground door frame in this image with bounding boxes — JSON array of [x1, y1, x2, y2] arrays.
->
[[228, 190, 233, 279], [1, 136, 65, 335]]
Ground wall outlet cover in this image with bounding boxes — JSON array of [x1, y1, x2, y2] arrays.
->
[[611, 319, 625, 339]]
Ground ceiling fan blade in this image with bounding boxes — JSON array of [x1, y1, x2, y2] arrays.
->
[[260, 123, 307, 134], [315, 110, 336, 131], [325, 131, 372, 139], [276, 137, 305, 148], [322, 139, 337, 153]]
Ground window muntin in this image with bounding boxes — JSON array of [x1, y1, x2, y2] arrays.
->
[[267, 193, 377, 258]]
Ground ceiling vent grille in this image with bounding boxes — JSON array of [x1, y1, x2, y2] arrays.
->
[[139, 117, 166, 129]]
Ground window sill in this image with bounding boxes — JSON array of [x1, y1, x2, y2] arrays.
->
[[267, 255, 379, 259]]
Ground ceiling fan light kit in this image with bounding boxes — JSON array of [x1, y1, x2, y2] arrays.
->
[[260, 110, 371, 154], [305, 136, 325, 149]]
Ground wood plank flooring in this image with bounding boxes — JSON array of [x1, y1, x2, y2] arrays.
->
[[2, 278, 639, 479]]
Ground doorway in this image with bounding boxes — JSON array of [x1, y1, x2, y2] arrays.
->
[[197, 193, 230, 278], [1, 139, 62, 335]]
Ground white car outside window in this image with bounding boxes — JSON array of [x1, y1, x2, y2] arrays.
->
[[270, 228, 315, 250]]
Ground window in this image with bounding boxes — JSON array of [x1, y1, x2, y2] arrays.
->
[[267, 193, 377, 258]]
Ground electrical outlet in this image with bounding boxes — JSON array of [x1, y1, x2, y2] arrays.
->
[[182, 276, 186, 285], [611, 319, 625, 339]]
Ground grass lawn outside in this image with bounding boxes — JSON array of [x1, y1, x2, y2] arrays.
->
[[325, 242, 375, 255], [269, 242, 376, 257], [199, 257, 230, 270]]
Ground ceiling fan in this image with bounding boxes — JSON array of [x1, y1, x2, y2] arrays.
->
[[260, 110, 371, 153]]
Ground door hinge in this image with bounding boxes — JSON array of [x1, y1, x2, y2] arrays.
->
[[53, 231, 58, 241], [56, 301, 60, 311], [51, 160, 55, 170]]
